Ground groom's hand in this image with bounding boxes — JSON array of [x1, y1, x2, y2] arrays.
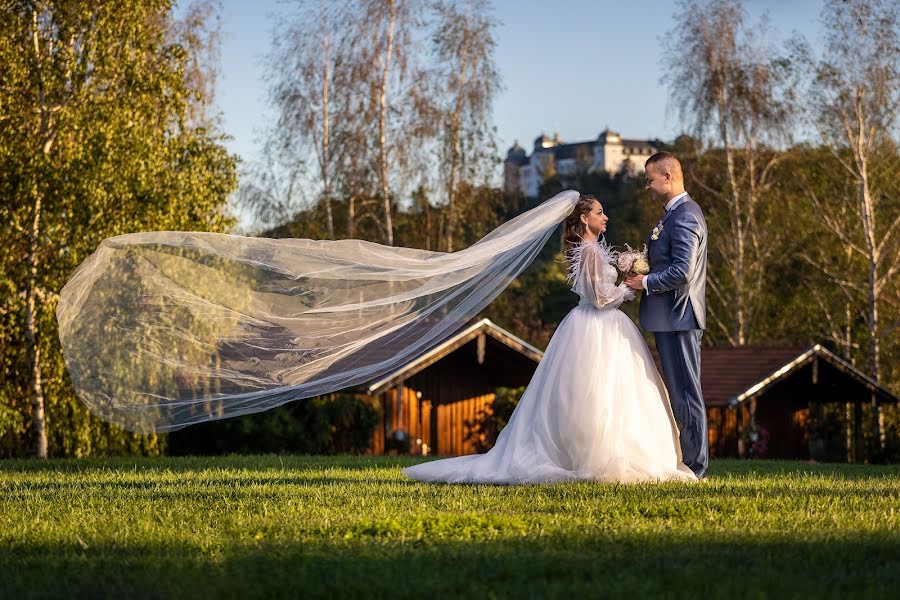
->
[[624, 275, 645, 291]]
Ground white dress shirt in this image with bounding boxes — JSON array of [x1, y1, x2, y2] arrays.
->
[[643, 192, 689, 291], [665, 191, 688, 211]]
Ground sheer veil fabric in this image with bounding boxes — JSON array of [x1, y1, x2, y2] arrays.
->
[[56, 191, 581, 433], [401, 238, 698, 484]]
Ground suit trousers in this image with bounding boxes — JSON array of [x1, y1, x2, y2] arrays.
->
[[654, 330, 708, 478]]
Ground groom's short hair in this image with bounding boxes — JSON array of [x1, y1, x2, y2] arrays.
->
[[646, 152, 683, 181]]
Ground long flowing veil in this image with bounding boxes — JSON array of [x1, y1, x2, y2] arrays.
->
[[56, 190, 579, 432]]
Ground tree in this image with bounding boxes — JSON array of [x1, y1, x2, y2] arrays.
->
[[171, 0, 225, 129], [359, 0, 428, 246], [259, 1, 361, 239], [790, 0, 900, 445], [246, 0, 427, 244], [430, 0, 500, 252], [664, 0, 793, 345], [237, 154, 310, 233], [0, 0, 237, 457], [374, 0, 399, 245]]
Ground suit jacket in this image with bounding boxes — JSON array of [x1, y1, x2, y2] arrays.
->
[[638, 194, 707, 331]]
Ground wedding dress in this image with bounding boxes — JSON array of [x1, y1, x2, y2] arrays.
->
[[403, 239, 697, 484]]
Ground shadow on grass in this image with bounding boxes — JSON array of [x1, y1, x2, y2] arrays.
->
[[9, 476, 423, 499], [1, 533, 898, 599], [707, 459, 900, 480], [0, 454, 416, 474]]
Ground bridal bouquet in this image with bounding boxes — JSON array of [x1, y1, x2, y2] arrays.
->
[[615, 244, 650, 275]]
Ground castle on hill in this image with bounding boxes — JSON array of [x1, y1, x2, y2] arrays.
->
[[504, 129, 661, 198]]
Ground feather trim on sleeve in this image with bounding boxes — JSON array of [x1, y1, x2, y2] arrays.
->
[[565, 237, 615, 287]]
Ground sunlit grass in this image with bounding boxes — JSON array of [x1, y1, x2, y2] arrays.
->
[[1, 456, 898, 598]]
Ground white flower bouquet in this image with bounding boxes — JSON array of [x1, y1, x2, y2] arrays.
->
[[615, 244, 650, 276]]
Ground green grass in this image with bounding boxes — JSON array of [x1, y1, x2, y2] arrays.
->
[[1, 456, 898, 599]]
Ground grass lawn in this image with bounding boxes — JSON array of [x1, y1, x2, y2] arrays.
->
[[1, 455, 898, 599]]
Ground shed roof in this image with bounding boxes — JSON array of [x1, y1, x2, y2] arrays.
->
[[651, 344, 899, 407], [366, 318, 542, 395]]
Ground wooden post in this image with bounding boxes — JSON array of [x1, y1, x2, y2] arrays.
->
[[476, 333, 486, 365], [382, 392, 390, 448], [395, 381, 405, 433], [872, 391, 884, 454], [854, 399, 864, 464], [845, 402, 853, 463], [749, 399, 758, 458], [430, 396, 439, 455]]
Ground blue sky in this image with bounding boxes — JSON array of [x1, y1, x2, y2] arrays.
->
[[208, 0, 823, 169]]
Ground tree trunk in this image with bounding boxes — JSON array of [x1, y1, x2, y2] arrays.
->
[[27, 7, 49, 458], [844, 277, 854, 463], [445, 121, 461, 252], [347, 194, 356, 238], [444, 34, 469, 253], [25, 192, 47, 459], [378, 0, 396, 246], [321, 15, 334, 239], [719, 114, 746, 345], [851, 86, 884, 448], [424, 198, 432, 251], [859, 170, 884, 448]]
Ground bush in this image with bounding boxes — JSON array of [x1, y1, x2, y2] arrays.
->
[[167, 393, 381, 455], [464, 386, 525, 453]]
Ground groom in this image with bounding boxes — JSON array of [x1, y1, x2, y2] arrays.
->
[[625, 152, 708, 479]]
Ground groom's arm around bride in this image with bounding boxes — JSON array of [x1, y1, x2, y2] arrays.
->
[[625, 152, 709, 479]]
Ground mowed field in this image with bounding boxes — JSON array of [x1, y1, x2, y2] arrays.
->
[[1, 455, 898, 599]]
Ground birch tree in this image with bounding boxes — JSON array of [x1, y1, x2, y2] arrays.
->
[[260, 1, 359, 238], [791, 0, 900, 444], [665, 0, 792, 345], [431, 0, 500, 252], [354, 0, 424, 246], [250, 0, 425, 243]]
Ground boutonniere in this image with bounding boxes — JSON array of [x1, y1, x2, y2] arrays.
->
[[651, 222, 664, 241]]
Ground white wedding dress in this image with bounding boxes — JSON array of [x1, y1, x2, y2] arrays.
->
[[402, 239, 697, 484]]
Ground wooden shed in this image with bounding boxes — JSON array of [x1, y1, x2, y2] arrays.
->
[[363, 318, 542, 456], [650, 344, 899, 462]]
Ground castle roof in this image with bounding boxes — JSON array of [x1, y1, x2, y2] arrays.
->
[[620, 138, 658, 152], [547, 142, 595, 160], [506, 140, 526, 161], [505, 131, 660, 163]]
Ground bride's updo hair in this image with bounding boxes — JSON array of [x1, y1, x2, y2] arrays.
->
[[561, 193, 599, 254]]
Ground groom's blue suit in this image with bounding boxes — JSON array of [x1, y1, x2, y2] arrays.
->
[[639, 194, 708, 478]]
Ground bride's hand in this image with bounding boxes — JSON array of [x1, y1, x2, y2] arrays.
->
[[624, 274, 645, 290]]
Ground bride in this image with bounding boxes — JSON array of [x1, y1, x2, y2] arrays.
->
[[403, 194, 697, 484]]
